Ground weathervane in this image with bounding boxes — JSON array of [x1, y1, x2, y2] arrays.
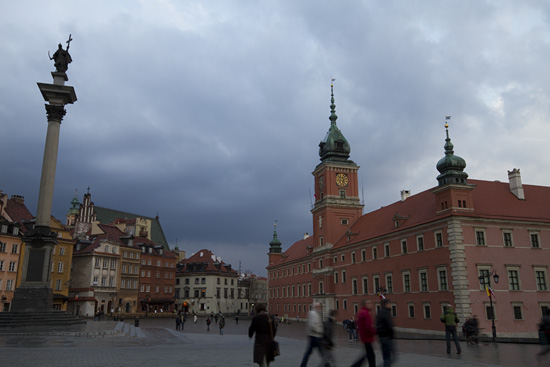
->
[[49, 34, 73, 73], [445, 115, 451, 129]]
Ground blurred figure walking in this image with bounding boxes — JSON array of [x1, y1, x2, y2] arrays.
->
[[376, 299, 395, 367], [350, 300, 376, 367]]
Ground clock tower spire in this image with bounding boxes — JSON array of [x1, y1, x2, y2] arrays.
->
[[311, 81, 363, 249]]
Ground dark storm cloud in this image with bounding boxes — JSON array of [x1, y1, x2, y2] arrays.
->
[[2, 1, 550, 275]]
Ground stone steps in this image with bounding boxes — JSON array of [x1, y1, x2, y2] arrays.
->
[[0, 311, 86, 328]]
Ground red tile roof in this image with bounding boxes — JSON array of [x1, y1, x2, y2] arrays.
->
[[270, 179, 550, 265]]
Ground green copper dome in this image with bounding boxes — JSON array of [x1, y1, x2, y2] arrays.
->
[[269, 222, 282, 253], [436, 126, 468, 186], [319, 84, 352, 163], [67, 193, 80, 215]]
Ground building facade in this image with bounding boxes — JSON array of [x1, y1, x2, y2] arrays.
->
[[176, 249, 242, 315], [267, 87, 550, 339]]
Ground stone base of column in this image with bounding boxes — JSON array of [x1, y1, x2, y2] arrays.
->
[[11, 286, 53, 312]]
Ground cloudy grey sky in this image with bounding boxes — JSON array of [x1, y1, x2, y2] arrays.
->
[[1, 1, 550, 276]]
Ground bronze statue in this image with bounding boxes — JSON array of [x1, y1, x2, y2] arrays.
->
[[49, 34, 72, 73]]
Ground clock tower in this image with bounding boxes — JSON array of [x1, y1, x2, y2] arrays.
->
[[311, 83, 363, 249]]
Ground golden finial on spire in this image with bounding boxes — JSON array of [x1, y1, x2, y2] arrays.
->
[[445, 115, 451, 129]]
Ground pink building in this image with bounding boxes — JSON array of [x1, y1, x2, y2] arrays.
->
[[267, 87, 550, 339]]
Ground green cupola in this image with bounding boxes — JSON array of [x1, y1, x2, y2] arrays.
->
[[269, 221, 282, 254], [318, 83, 353, 164], [67, 191, 80, 215], [436, 120, 468, 186]]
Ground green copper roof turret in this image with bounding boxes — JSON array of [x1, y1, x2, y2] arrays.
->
[[436, 118, 468, 186], [269, 221, 282, 253], [318, 82, 354, 164], [67, 191, 80, 215]]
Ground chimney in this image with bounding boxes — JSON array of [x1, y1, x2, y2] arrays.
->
[[508, 168, 525, 200], [400, 190, 411, 202], [10, 194, 25, 204], [303, 233, 310, 240]]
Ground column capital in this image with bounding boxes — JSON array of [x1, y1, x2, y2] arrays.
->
[[45, 104, 66, 123]]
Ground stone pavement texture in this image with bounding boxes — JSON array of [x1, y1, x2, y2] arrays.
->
[[0, 317, 547, 366]]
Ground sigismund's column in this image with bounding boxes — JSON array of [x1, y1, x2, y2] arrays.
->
[[11, 36, 77, 312]]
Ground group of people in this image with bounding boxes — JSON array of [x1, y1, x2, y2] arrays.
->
[[300, 299, 395, 367]]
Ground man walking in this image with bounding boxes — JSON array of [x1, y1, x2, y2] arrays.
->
[[350, 300, 376, 367], [300, 302, 328, 367], [376, 299, 395, 367], [441, 304, 461, 354]]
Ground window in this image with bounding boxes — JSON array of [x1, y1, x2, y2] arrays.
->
[[361, 249, 366, 262], [341, 254, 345, 262], [423, 304, 431, 319], [55, 279, 62, 291], [435, 232, 443, 247], [391, 305, 397, 317], [352, 278, 358, 295], [121, 279, 126, 288], [319, 236, 324, 247], [111, 259, 116, 269], [342, 270, 347, 283], [385, 274, 393, 293], [419, 270, 428, 292], [93, 276, 98, 285], [476, 230, 486, 246], [339, 190, 346, 198], [201, 278, 206, 284], [401, 240, 408, 254], [57, 262, 63, 273], [343, 299, 347, 310], [103, 259, 108, 269], [351, 252, 356, 264], [362, 277, 369, 294], [6, 279, 14, 291], [101, 277, 106, 286], [11, 244, 18, 254], [341, 218, 349, 225], [513, 304, 523, 320], [0, 260, 3, 271], [0, 242, 6, 252], [95, 258, 100, 268], [503, 232, 513, 247], [373, 276, 380, 293], [195, 278, 200, 284], [408, 303, 415, 318], [319, 281, 324, 295], [8, 261, 16, 272], [535, 269, 548, 291], [417, 236, 424, 251], [508, 268, 521, 290], [531, 233, 540, 248], [438, 269, 448, 291], [372, 247, 378, 260], [403, 273, 411, 293], [334, 272, 339, 284], [384, 243, 390, 257]]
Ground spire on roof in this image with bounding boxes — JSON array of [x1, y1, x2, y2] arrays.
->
[[318, 79, 353, 164], [269, 220, 282, 253], [436, 116, 468, 186]]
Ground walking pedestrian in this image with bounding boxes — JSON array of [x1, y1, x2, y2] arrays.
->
[[350, 299, 376, 367], [322, 310, 337, 367], [300, 302, 329, 367], [248, 303, 276, 367], [376, 299, 395, 367], [235, 315, 239, 324], [175, 315, 181, 331], [194, 314, 198, 324], [347, 316, 357, 342], [206, 317, 211, 331], [440, 304, 461, 354], [219, 316, 225, 335], [537, 309, 550, 362]]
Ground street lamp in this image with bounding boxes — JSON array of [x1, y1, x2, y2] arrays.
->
[[479, 270, 499, 342], [376, 287, 387, 301]]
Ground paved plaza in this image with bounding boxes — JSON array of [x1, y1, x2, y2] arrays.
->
[[0, 317, 547, 366]]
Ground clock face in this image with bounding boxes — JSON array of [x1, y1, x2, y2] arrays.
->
[[336, 173, 348, 187]]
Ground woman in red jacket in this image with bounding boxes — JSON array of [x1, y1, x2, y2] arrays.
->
[[350, 299, 376, 367]]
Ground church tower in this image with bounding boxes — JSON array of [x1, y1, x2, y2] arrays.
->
[[311, 83, 363, 249]]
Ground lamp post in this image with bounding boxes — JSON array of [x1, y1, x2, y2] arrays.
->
[[479, 270, 500, 342]]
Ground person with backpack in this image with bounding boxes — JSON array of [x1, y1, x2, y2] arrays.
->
[[441, 304, 461, 354], [347, 316, 357, 342]]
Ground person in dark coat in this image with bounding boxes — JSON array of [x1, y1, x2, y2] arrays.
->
[[249, 303, 276, 367], [376, 299, 395, 367], [322, 310, 337, 367]]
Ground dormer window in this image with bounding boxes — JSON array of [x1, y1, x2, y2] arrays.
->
[[12, 227, 19, 235], [1, 225, 7, 234]]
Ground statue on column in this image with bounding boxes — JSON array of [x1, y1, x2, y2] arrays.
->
[[49, 34, 73, 73]]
